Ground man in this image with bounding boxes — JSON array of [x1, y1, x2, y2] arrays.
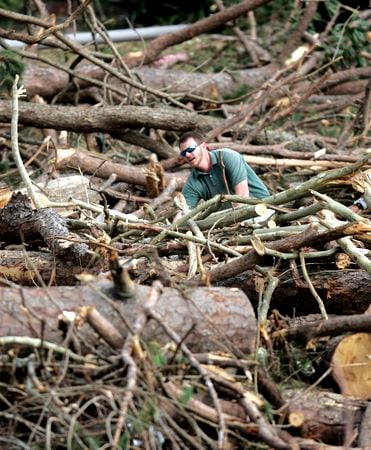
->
[[179, 131, 269, 210]]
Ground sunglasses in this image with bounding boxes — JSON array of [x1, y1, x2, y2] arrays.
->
[[180, 144, 199, 157]]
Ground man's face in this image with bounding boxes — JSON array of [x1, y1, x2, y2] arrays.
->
[[179, 138, 204, 168]]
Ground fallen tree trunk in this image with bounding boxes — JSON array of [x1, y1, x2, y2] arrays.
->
[[0, 277, 257, 353], [0, 98, 340, 153], [23, 60, 276, 100], [0, 100, 211, 132], [200, 218, 370, 283], [22, 60, 371, 102], [54, 148, 186, 188]]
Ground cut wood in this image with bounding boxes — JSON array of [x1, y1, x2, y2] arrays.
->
[[331, 333, 371, 400]]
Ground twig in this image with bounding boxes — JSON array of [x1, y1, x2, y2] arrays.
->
[[258, 271, 280, 323], [0, 336, 87, 362], [299, 251, 328, 320], [11, 75, 42, 209], [112, 281, 162, 448], [209, 374, 289, 449]]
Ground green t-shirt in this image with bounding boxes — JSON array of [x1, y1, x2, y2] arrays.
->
[[182, 149, 269, 209]]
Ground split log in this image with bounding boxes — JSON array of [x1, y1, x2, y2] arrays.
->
[[0, 277, 257, 353]]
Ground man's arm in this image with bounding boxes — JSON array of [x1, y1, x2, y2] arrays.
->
[[234, 179, 249, 197], [232, 180, 249, 207]]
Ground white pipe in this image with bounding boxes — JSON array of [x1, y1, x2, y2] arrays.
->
[[3, 24, 188, 49]]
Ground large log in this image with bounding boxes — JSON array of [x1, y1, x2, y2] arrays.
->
[[0, 98, 336, 153], [22, 60, 371, 101], [24, 60, 275, 100], [0, 277, 257, 353], [0, 100, 211, 133]]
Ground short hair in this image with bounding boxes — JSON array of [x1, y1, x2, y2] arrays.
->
[[179, 131, 204, 145]]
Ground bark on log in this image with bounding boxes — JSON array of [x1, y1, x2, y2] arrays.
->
[[283, 388, 367, 444], [221, 269, 371, 316], [0, 250, 100, 285], [0, 277, 257, 353], [202, 219, 370, 283], [0, 192, 93, 265], [0, 98, 337, 153], [358, 402, 371, 448], [22, 61, 371, 102], [24, 61, 276, 100], [0, 100, 211, 133]]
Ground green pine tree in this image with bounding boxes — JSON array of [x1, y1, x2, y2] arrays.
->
[[0, 51, 25, 94]]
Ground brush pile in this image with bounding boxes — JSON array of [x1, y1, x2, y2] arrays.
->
[[0, 0, 370, 448]]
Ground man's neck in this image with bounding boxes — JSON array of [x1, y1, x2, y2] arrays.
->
[[197, 150, 211, 173]]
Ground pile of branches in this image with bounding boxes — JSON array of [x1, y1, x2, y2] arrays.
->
[[0, 0, 370, 449]]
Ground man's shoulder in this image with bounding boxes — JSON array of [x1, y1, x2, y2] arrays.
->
[[211, 148, 241, 158]]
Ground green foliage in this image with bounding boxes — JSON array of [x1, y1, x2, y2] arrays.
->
[[179, 385, 194, 405], [118, 433, 129, 449], [0, 0, 23, 10], [254, 0, 297, 28], [319, 123, 342, 138], [147, 340, 167, 367], [223, 84, 251, 103], [0, 160, 10, 173], [0, 0, 24, 28], [131, 400, 157, 434], [0, 51, 25, 94], [325, 19, 369, 67], [316, 0, 369, 68]]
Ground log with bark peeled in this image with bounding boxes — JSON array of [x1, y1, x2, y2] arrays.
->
[[0, 276, 257, 354]]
